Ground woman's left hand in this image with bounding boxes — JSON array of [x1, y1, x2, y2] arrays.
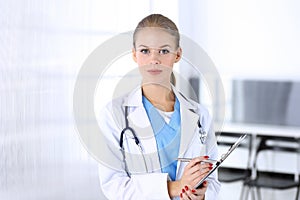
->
[[179, 181, 208, 200]]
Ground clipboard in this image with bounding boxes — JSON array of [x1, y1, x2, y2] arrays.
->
[[195, 134, 247, 189]]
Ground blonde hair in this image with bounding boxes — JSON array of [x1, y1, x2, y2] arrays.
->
[[133, 14, 180, 48], [133, 14, 179, 86]]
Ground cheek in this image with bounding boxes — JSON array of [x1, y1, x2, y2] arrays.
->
[[135, 56, 148, 65], [163, 58, 176, 66]]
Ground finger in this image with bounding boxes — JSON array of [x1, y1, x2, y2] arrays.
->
[[183, 185, 198, 200], [188, 162, 212, 177], [193, 181, 209, 196], [181, 191, 191, 200], [183, 188, 204, 200], [198, 162, 213, 174], [186, 168, 211, 186], [186, 192, 198, 200], [192, 164, 212, 179], [180, 188, 189, 200], [194, 162, 213, 174], [200, 180, 208, 189], [186, 163, 201, 175], [183, 162, 213, 187], [200, 164, 213, 175], [187, 156, 210, 167], [185, 168, 205, 184], [183, 164, 203, 181]]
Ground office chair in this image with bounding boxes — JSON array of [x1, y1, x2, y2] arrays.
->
[[242, 135, 300, 200], [216, 132, 252, 197]]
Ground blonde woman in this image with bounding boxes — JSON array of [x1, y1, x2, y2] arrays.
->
[[98, 14, 220, 200]]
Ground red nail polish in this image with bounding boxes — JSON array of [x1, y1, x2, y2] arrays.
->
[[209, 166, 213, 170], [192, 189, 196, 193], [180, 193, 183, 198], [204, 156, 209, 158], [185, 185, 189, 190], [182, 188, 185, 193]]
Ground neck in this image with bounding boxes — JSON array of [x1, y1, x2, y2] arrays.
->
[[142, 83, 175, 111]]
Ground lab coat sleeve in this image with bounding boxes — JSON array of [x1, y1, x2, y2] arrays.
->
[[97, 103, 171, 200]]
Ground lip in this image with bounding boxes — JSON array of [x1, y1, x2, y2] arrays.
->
[[147, 69, 162, 75]]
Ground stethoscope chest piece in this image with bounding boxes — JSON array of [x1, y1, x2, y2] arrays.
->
[[197, 120, 207, 144]]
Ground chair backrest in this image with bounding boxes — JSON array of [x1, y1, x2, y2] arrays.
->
[[254, 135, 300, 180], [216, 132, 252, 168]]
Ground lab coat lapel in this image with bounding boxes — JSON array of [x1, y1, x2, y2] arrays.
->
[[124, 87, 153, 138], [172, 88, 199, 157], [178, 102, 199, 157], [123, 87, 161, 172]]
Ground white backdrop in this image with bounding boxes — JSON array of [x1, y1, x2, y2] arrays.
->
[[0, 1, 178, 199], [1, 0, 299, 199]]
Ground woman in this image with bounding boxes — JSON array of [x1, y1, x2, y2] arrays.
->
[[98, 14, 220, 200]]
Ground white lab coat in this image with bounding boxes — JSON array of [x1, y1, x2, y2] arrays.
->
[[98, 86, 220, 200]]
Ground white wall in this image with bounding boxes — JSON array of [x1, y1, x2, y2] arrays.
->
[[178, 1, 300, 200], [178, 0, 300, 122], [179, 0, 300, 80]]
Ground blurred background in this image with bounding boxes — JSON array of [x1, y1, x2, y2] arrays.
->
[[1, 0, 300, 199]]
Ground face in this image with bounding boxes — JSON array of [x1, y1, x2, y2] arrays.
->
[[132, 27, 182, 86]]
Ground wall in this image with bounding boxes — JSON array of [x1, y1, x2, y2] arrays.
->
[[178, 1, 300, 200]]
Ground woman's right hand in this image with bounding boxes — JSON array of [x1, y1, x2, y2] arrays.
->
[[178, 156, 213, 190]]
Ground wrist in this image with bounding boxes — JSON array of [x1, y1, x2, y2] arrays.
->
[[167, 180, 180, 198]]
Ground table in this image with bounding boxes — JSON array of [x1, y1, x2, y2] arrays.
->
[[216, 122, 300, 178], [217, 122, 300, 138]]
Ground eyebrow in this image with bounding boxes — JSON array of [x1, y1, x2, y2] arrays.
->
[[137, 44, 172, 49]]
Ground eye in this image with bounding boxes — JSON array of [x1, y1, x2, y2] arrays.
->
[[140, 49, 150, 54], [159, 49, 170, 55]]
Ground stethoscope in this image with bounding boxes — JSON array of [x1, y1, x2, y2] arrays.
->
[[119, 106, 208, 176]]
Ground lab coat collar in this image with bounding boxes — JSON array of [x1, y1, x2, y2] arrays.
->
[[122, 86, 143, 107], [123, 85, 200, 156], [122, 84, 198, 111], [171, 85, 199, 111]]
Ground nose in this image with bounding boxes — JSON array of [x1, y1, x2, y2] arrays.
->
[[149, 51, 161, 65]]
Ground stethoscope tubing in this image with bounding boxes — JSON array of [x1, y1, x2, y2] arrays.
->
[[119, 105, 207, 176]]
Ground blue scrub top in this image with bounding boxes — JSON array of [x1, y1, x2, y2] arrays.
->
[[142, 96, 181, 181]]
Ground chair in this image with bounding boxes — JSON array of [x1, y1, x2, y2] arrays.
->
[[242, 135, 300, 200], [216, 132, 252, 196]]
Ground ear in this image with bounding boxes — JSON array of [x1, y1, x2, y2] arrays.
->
[[174, 47, 182, 63], [132, 48, 137, 63]]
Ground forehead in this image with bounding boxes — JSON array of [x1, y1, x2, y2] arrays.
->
[[135, 27, 177, 48]]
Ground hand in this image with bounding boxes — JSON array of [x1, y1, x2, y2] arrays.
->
[[179, 181, 208, 200], [179, 156, 213, 189]]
